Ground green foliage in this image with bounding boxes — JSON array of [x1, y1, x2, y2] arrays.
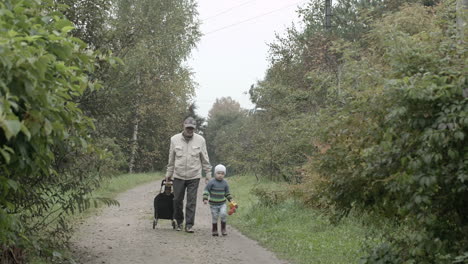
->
[[205, 98, 315, 181], [0, 0, 109, 259], [309, 2, 468, 262], [204, 97, 246, 167], [251, 185, 288, 207], [56, 0, 112, 49]]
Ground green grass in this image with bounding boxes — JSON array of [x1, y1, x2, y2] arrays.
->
[[227, 175, 383, 264], [94, 172, 163, 199]]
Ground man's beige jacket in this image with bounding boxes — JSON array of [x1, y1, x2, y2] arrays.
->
[[165, 133, 212, 180]]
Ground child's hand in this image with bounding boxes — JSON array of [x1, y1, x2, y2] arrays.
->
[[203, 200, 208, 205]]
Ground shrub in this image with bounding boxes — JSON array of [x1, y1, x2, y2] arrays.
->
[[308, 3, 467, 262], [0, 0, 111, 260]]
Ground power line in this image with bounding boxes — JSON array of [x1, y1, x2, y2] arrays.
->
[[204, 1, 305, 36], [202, 0, 259, 21]]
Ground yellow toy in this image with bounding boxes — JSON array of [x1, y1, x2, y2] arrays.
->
[[228, 200, 238, 215]]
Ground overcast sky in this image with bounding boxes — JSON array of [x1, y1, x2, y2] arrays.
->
[[188, 0, 306, 118]]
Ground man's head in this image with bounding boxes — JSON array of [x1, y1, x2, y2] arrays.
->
[[214, 164, 226, 180], [183, 117, 196, 137]]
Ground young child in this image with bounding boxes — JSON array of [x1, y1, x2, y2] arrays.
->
[[203, 164, 233, 236]]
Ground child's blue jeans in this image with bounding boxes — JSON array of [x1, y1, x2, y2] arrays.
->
[[210, 203, 227, 224]]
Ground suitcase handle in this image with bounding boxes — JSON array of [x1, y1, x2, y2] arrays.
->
[[160, 179, 173, 193]]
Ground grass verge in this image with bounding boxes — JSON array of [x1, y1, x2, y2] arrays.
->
[[94, 172, 163, 199], [227, 175, 385, 264]]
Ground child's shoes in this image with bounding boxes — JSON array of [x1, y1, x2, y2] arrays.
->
[[212, 223, 219, 236], [221, 222, 227, 236]]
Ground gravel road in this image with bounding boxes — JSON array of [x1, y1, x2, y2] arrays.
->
[[70, 180, 289, 264]]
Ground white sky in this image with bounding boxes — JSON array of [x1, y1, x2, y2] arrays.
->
[[188, 0, 306, 118]]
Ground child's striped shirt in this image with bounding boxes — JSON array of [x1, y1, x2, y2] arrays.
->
[[203, 178, 232, 205]]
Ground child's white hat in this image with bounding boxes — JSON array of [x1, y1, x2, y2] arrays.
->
[[214, 164, 226, 174]]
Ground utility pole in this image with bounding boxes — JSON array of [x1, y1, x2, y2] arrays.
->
[[325, 0, 332, 31]]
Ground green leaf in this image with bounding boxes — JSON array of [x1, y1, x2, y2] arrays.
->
[[52, 251, 62, 258], [41, 16, 52, 24], [0, 148, 11, 163], [422, 154, 432, 165], [454, 131, 464, 140], [1, 119, 22, 140], [54, 19, 72, 31], [7, 179, 18, 191], [7, 30, 18, 37], [61, 26, 75, 33], [20, 123, 31, 140], [49, 43, 73, 60], [448, 149, 458, 159], [44, 118, 52, 135], [0, 9, 14, 18], [80, 138, 88, 149]]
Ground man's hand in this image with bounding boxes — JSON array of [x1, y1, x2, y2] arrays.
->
[[165, 176, 173, 182], [204, 177, 209, 184], [203, 200, 208, 205]]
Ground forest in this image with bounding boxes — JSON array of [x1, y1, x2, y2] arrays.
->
[[1, 0, 467, 263]]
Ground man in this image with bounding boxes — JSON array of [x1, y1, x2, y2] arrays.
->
[[165, 117, 212, 233]]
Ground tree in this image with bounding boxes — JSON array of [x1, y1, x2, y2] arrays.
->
[[204, 97, 246, 168], [187, 103, 206, 132], [208, 97, 242, 119], [107, 0, 200, 172], [69, 0, 201, 173]]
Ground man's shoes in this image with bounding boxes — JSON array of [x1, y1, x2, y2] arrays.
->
[[176, 225, 182, 231], [185, 226, 194, 233]]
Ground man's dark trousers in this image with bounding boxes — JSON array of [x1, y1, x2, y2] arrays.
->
[[173, 178, 200, 228]]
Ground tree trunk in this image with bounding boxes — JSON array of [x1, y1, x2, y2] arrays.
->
[[129, 74, 142, 173], [128, 115, 139, 173], [457, 0, 467, 42]]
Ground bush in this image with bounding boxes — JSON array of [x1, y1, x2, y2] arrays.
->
[[308, 3, 467, 262], [0, 0, 110, 260], [251, 186, 288, 207]]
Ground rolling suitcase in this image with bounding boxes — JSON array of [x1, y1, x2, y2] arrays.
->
[[153, 179, 176, 229]]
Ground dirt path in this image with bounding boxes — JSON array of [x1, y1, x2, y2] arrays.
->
[[70, 180, 289, 264]]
